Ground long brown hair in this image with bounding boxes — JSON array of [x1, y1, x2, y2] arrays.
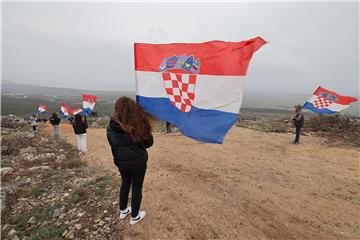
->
[[113, 96, 152, 143]]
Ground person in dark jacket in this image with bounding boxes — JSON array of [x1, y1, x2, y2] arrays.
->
[[49, 112, 61, 138], [107, 96, 153, 225], [292, 105, 305, 144], [72, 114, 88, 153]]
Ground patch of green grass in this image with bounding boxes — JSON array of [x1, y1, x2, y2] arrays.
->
[[70, 189, 88, 204], [8, 207, 39, 231], [60, 158, 86, 169], [89, 206, 99, 214], [94, 175, 112, 198], [63, 175, 73, 181], [0, 160, 12, 167], [28, 225, 66, 240], [31, 186, 45, 197]]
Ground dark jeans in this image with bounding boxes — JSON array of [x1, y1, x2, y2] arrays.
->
[[118, 163, 147, 218], [166, 122, 171, 133], [295, 125, 302, 143]]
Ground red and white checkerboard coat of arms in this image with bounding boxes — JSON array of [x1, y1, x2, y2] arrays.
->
[[160, 54, 200, 112], [313, 96, 333, 109], [162, 70, 197, 112]]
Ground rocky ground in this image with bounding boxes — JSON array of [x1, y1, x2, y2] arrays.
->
[[1, 115, 123, 240]]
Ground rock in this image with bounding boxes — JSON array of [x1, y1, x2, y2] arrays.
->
[[57, 154, 67, 161], [20, 146, 37, 154], [7, 229, 19, 240], [104, 217, 111, 222], [70, 219, 80, 224], [27, 216, 36, 224], [75, 223, 82, 230], [77, 212, 85, 217], [1, 167, 14, 176], [83, 228, 89, 233], [64, 193, 70, 198], [98, 220, 105, 227], [53, 206, 65, 218], [103, 210, 108, 214], [64, 230, 75, 239], [28, 166, 52, 172]]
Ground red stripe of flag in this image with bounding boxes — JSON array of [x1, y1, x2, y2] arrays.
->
[[134, 37, 267, 76]]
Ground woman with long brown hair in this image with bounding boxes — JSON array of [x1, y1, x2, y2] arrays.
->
[[107, 96, 153, 225]]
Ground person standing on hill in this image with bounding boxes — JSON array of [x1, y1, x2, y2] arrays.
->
[[30, 114, 38, 131], [165, 121, 172, 133], [107, 96, 153, 225], [72, 114, 88, 154], [49, 112, 61, 138], [292, 105, 304, 144]]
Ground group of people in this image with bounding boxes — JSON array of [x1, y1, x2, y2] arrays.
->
[[29, 112, 89, 154], [28, 98, 305, 226]]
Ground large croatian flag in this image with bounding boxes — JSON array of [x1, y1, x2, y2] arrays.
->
[[38, 104, 47, 115], [303, 87, 358, 114], [60, 101, 73, 119], [135, 37, 267, 143], [82, 94, 97, 116]]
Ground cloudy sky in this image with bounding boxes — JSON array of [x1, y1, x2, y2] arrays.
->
[[2, 2, 359, 96]]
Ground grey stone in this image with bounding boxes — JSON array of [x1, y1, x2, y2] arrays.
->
[[28, 166, 52, 172], [57, 154, 67, 161], [1, 167, 14, 176], [27, 216, 36, 224], [75, 223, 82, 231], [20, 147, 37, 154], [53, 206, 65, 218], [7, 229, 19, 240]]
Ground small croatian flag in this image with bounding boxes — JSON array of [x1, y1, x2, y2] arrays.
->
[[82, 94, 97, 116], [135, 37, 267, 143], [303, 87, 358, 114], [38, 104, 47, 115], [60, 101, 73, 119]]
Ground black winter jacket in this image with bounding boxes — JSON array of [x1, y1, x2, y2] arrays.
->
[[106, 120, 153, 167], [72, 120, 88, 135], [293, 113, 305, 127], [49, 116, 60, 125]]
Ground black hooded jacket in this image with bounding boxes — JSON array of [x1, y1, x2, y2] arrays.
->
[[106, 119, 153, 167]]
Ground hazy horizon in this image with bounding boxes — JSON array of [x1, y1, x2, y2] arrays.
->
[[2, 2, 359, 96]]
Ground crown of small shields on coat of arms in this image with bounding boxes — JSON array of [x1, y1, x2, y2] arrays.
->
[[160, 54, 200, 74], [159, 54, 200, 112]]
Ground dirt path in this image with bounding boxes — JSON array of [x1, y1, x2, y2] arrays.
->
[[44, 123, 360, 240]]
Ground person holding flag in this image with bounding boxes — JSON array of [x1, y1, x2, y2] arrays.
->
[[49, 112, 61, 138], [107, 96, 154, 225], [30, 114, 38, 132], [291, 105, 305, 144], [72, 114, 88, 154]]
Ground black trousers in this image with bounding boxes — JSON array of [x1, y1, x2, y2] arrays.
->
[[118, 163, 147, 218], [32, 126, 37, 131], [295, 126, 302, 143], [166, 122, 171, 133]]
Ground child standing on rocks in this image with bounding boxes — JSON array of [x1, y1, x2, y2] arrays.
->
[[30, 114, 38, 131], [72, 114, 88, 154], [107, 96, 153, 225]]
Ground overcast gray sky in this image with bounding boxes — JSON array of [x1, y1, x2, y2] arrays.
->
[[2, 2, 359, 96]]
